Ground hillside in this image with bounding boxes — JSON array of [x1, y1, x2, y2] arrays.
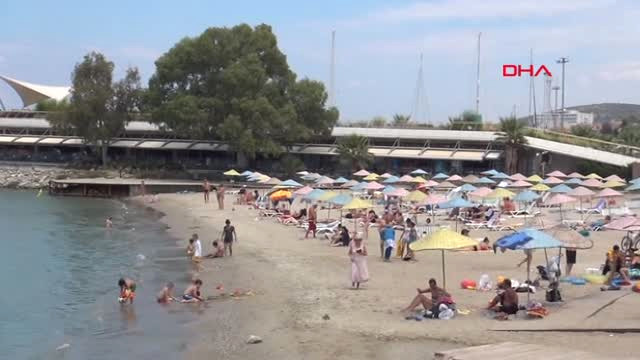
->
[[567, 103, 640, 123]]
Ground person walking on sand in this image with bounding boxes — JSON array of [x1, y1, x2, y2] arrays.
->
[[305, 204, 318, 239], [203, 179, 211, 204], [216, 184, 225, 210], [349, 232, 369, 289], [221, 219, 237, 256]]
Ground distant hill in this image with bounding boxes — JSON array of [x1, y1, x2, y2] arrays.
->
[[567, 103, 640, 123]]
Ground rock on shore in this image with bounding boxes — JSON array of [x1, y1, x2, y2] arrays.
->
[[0, 165, 126, 189]]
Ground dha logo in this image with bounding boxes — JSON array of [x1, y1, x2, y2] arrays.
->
[[502, 65, 552, 77]]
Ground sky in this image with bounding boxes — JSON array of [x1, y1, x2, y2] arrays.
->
[[1, 0, 639, 124]]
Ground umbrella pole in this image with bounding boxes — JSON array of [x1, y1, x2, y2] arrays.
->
[[441, 249, 446, 289], [526, 257, 531, 302], [580, 199, 583, 221]]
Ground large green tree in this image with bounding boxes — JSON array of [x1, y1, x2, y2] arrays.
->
[[391, 114, 411, 127], [337, 134, 373, 172], [449, 110, 483, 130], [495, 116, 528, 174], [50, 52, 141, 165], [146, 24, 338, 161]]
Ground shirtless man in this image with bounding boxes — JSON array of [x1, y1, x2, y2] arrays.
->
[[216, 184, 225, 210], [203, 179, 211, 204], [402, 278, 450, 313], [156, 282, 177, 304], [488, 278, 519, 318], [182, 279, 204, 303], [206, 241, 225, 258], [118, 277, 137, 304], [105, 216, 113, 229], [305, 204, 318, 239]]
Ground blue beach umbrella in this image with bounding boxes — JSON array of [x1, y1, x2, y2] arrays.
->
[[350, 182, 368, 191], [334, 177, 349, 184], [458, 184, 477, 192], [630, 178, 640, 185], [626, 183, 640, 191], [513, 190, 540, 203], [411, 169, 429, 175], [383, 176, 400, 184], [330, 194, 353, 206], [240, 170, 253, 176], [278, 179, 303, 188], [564, 178, 583, 185], [549, 184, 572, 193], [492, 172, 511, 180], [432, 172, 449, 180], [439, 197, 475, 209], [476, 177, 496, 184], [481, 169, 499, 176], [382, 186, 397, 194], [304, 189, 326, 201]]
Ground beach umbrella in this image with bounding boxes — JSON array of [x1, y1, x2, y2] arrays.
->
[[277, 179, 303, 188], [546, 170, 567, 178], [383, 176, 400, 184], [435, 181, 456, 189], [334, 177, 349, 184], [330, 194, 353, 206], [625, 183, 640, 191], [439, 197, 474, 209], [411, 176, 428, 184], [510, 173, 528, 181], [458, 183, 477, 192], [341, 180, 359, 188], [315, 176, 335, 187], [461, 174, 480, 183], [603, 180, 625, 188], [509, 180, 533, 188], [363, 173, 380, 181], [469, 187, 493, 198], [353, 169, 370, 177], [550, 228, 594, 250], [530, 183, 550, 192], [496, 180, 510, 188], [409, 228, 478, 288], [364, 181, 385, 191], [382, 186, 397, 195], [527, 174, 544, 183], [567, 172, 584, 179], [585, 173, 603, 180], [432, 172, 449, 180], [605, 217, 640, 231], [630, 177, 640, 185], [580, 178, 603, 188], [379, 173, 393, 178], [481, 169, 499, 176], [486, 188, 515, 199], [223, 169, 241, 176], [476, 177, 496, 185], [263, 177, 282, 185], [604, 174, 626, 183], [447, 174, 463, 182], [342, 197, 372, 231], [293, 186, 314, 196], [411, 169, 429, 175], [269, 189, 292, 201], [595, 188, 623, 198], [492, 172, 511, 180], [296, 170, 309, 176], [514, 190, 540, 203], [301, 173, 321, 181], [240, 170, 254, 177], [543, 177, 564, 185], [564, 178, 583, 185], [350, 182, 368, 191], [549, 184, 572, 193], [424, 193, 447, 205], [389, 188, 410, 198], [405, 190, 428, 203], [419, 179, 440, 188], [398, 174, 415, 182], [546, 194, 577, 220], [568, 186, 595, 198], [317, 190, 339, 202], [304, 189, 326, 201]]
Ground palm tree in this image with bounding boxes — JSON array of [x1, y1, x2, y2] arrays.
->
[[391, 114, 411, 127], [495, 116, 528, 174], [337, 134, 373, 172]]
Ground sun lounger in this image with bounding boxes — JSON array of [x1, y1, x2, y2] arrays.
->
[[576, 199, 606, 214], [509, 202, 541, 217], [488, 219, 521, 231], [601, 206, 633, 217]]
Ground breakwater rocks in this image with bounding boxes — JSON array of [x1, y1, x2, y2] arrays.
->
[[0, 165, 124, 189]]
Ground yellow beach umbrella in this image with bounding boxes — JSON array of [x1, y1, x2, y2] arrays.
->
[[530, 183, 551, 192], [527, 174, 544, 183], [411, 176, 428, 183], [223, 169, 241, 176], [603, 180, 625, 188], [585, 173, 603, 180], [317, 190, 339, 201], [342, 197, 371, 210], [486, 188, 515, 198], [363, 173, 379, 181], [405, 190, 428, 203], [269, 189, 292, 201], [410, 228, 478, 288]]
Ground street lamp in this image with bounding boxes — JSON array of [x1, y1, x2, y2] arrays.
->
[[556, 57, 569, 129]]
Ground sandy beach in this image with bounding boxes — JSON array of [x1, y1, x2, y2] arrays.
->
[[138, 192, 640, 359]]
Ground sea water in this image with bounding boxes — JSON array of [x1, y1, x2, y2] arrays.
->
[[0, 190, 197, 359]]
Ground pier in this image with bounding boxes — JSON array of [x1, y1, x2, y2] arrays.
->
[[48, 178, 203, 197]]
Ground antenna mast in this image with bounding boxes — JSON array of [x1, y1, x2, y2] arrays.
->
[[475, 32, 481, 114], [410, 53, 429, 124], [530, 49, 537, 127], [328, 30, 336, 107]]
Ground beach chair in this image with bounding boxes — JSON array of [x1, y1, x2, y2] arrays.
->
[[602, 206, 634, 217], [488, 217, 521, 231], [465, 213, 499, 230], [509, 202, 541, 218], [576, 199, 606, 214], [315, 221, 341, 235]]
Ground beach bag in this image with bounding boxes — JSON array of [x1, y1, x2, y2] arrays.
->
[[633, 283, 640, 293], [460, 279, 476, 290], [545, 288, 562, 302]]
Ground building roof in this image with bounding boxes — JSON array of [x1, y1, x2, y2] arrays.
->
[[524, 136, 638, 167], [332, 126, 498, 142], [0, 75, 71, 107]]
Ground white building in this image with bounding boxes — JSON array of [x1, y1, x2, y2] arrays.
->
[[534, 110, 594, 130]]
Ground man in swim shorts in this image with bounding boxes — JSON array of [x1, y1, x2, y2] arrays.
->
[[182, 279, 204, 302]]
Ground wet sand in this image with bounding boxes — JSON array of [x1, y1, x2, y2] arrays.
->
[[138, 193, 640, 359]]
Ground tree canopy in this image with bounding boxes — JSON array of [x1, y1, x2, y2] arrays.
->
[[448, 110, 482, 130], [146, 24, 338, 159], [495, 116, 528, 174], [337, 134, 372, 172], [391, 114, 411, 127], [49, 52, 142, 165]]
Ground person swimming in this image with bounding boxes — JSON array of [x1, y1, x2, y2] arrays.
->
[[118, 277, 136, 304], [182, 279, 204, 303]]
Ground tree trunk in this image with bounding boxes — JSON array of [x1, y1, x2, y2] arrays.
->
[[504, 145, 513, 174], [101, 141, 109, 167]]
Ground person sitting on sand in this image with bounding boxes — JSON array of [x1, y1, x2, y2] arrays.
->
[[329, 225, 350, 247], [118, 278, 136, 304], [488, 278, 519, 318], [603, 245, 631, 285], [157, 282, 176, 304], [402, 278, 451, 314], [477, 237, 491, 251], [182, 279, 204, 303], [206, 241, 224, 258]]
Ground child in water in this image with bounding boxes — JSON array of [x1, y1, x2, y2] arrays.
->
[[157, 282, 176, 304], [118, 278, 136, 304], [182, 279, 204, 303]]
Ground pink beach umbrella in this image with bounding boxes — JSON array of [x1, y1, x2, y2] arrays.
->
[[469, 187, 493, 198], [389, 188, 410, 197], [543, 177, 564, 185], [365, 181, 385, 191], [546, 170, 567, 178], [509, 173, 528, 181], [509, 180, 533, 188], [447, 174, 463, 182], [605, 216, 640, 231], [567, 172, 585, 179], [595, 188, 623, 198], [568, 186, 596, 220], [379, 172, 394, 178], [293, 186, 314, 196], [418, 180, 440, 188], [580, 178, 603, 188], [353, 169, 370, 177], [604, 174, 626, 183], [398, 174, 415, 183], [546, 194, 577, 220]]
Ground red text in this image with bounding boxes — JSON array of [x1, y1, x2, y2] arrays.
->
[[502, 65, 552, 77]]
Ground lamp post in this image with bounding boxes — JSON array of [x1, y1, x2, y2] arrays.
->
[[556, 57, 569, 129]]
